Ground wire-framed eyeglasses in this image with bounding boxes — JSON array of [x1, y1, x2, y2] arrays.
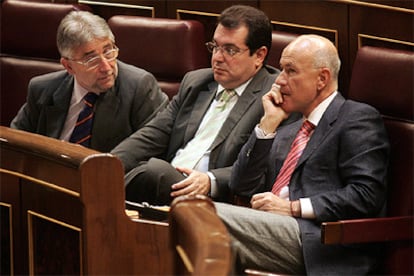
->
[[67, 46, 119, 70], [205, 42, 249, 58]]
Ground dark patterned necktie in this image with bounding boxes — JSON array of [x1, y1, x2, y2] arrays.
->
[[271, 120, 315, 195], [69, 92, 98, 147]]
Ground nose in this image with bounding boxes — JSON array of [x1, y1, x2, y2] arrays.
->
[[275, 71, 286, 86], [212, 47, 225, 60], [98, 57, 112, 71]]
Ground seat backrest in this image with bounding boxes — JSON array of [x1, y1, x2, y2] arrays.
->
[[347, 46, 414, 218], [267, 31, 298, 68], [0, 0, 90, 126], [0, 0, 91, 60], [108, 15, 210, 99], [0, 57, 64, 126]]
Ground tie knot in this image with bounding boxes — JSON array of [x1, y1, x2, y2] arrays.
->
[[301, 120, 315, 136], [84, 92, 98, 106], [218, 89, 236, 101], [216, 89, 237, 111]]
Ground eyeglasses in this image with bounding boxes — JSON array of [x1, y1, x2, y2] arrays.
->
[[67, 46, 119, 70], [205, 42, 249, 58]]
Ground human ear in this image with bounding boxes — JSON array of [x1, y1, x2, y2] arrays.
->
[[255, 46, 268, 67], [61, 57, 75, 75], [317, 68, 330, 90]]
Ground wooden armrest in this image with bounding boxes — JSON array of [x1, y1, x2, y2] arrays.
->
[[170, 195, 231, 275], [322, 216, 413, 244]]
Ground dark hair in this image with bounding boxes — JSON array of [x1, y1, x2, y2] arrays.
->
[[218, 5, 272, 61]]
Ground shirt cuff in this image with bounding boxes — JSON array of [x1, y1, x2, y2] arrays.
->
[[299, 198, 316, 219], [207, 171, 217, 197], [255, 124, 276, 139]]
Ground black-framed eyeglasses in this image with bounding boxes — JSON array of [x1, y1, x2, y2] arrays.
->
[[205, 42, 249, 58], [67, 46, 119, 70]]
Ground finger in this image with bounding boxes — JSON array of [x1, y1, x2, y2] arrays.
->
[[171, 183, 196, 197], [270, 84, 283, 104], [171, 178, 191, 190], [176, 166, 192, 176], [271, 83, 280, 92]]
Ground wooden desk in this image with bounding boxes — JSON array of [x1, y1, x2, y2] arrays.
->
[[0, 126, 173, 275]]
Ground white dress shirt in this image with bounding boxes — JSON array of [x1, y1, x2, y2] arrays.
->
[[59, 79, 90, 141], [256, 91, 338, 218]]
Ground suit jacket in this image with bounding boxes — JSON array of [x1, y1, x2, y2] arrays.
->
[[111, 66, 280, 201], [11, 61, 169, 152], [231, 93, 390, 275]]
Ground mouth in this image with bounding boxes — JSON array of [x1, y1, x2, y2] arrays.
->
[[280, 91, 290, 97], [213, 66, 226, 73], [98, 73, 114, 81]]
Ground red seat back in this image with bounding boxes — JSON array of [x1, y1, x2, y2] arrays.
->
[[108, 15, 210, 99]]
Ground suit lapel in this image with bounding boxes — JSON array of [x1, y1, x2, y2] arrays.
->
[[45, 75, 74, 138], [92, 85, 120, 147], [209, 67, 268, 151], [296, 94, 346, 168], [183, 82, 217, 143]]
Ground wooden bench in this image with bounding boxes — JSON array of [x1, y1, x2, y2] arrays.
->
[[0, 126, 231, 275]]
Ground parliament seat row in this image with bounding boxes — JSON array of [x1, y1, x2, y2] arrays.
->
[[1, 45, 412, 275], [0, 0, 87, 126], [0, 0, 297, 127], [1, 0, 412, 274], [0, 0, 210, 125]]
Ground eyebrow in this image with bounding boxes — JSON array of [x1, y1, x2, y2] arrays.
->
[[81, 43, 113, 58], [280, 61, 294, 68]]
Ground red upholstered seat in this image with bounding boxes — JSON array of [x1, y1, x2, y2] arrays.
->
[[0, 0, 91, 126], [108, 15, 210, 99], [322, 46, 414, 275], [1, 0, 91, 59], [0, 57, 64, 126], [267, 31, 298, 68]]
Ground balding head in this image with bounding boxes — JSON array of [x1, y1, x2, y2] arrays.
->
[[275, 34, 341, 116], [283, 34, 341, 86]]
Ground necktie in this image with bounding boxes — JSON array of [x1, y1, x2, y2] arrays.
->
[[171, 89, 237, 169], [271, 120, 315, 195], [69, 92, 98, 147], [216, 89, 236, 111]]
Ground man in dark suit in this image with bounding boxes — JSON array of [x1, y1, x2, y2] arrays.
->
[[11, 11, 168, 152], [215, 34, 390, 275], [112, 5, 283, 204]]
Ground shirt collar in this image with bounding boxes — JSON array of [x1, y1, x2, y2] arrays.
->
[[216, 78, 253, 98], [72, 78, 90, 105], [307, 91, 338, 126]]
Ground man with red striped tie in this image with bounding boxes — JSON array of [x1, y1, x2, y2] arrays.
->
[[214, 34, 390, 275]]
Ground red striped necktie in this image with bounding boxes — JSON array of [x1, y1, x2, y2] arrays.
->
[[69, 92, 98, 147], [271, 120, 315, 195]]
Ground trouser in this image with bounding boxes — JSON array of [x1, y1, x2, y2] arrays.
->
[[214, 202, 306, 275], [125, 157, 185, 205]]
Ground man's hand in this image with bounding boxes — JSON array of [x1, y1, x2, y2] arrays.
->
[[259, 83, 289, 134], [170, 167, 211, 198], [251, 192, 291, 216]]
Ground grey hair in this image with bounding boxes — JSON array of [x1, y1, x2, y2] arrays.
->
[[290, 34, 341, 81], [308, 35, 341, 81], [57, 11, 115, 58], [313, 47, 341, 81]]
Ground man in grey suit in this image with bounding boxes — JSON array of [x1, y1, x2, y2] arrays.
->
[[112, 5, 287, 204], [11, 11, 168, 152], [215, 34, 390, 275]]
